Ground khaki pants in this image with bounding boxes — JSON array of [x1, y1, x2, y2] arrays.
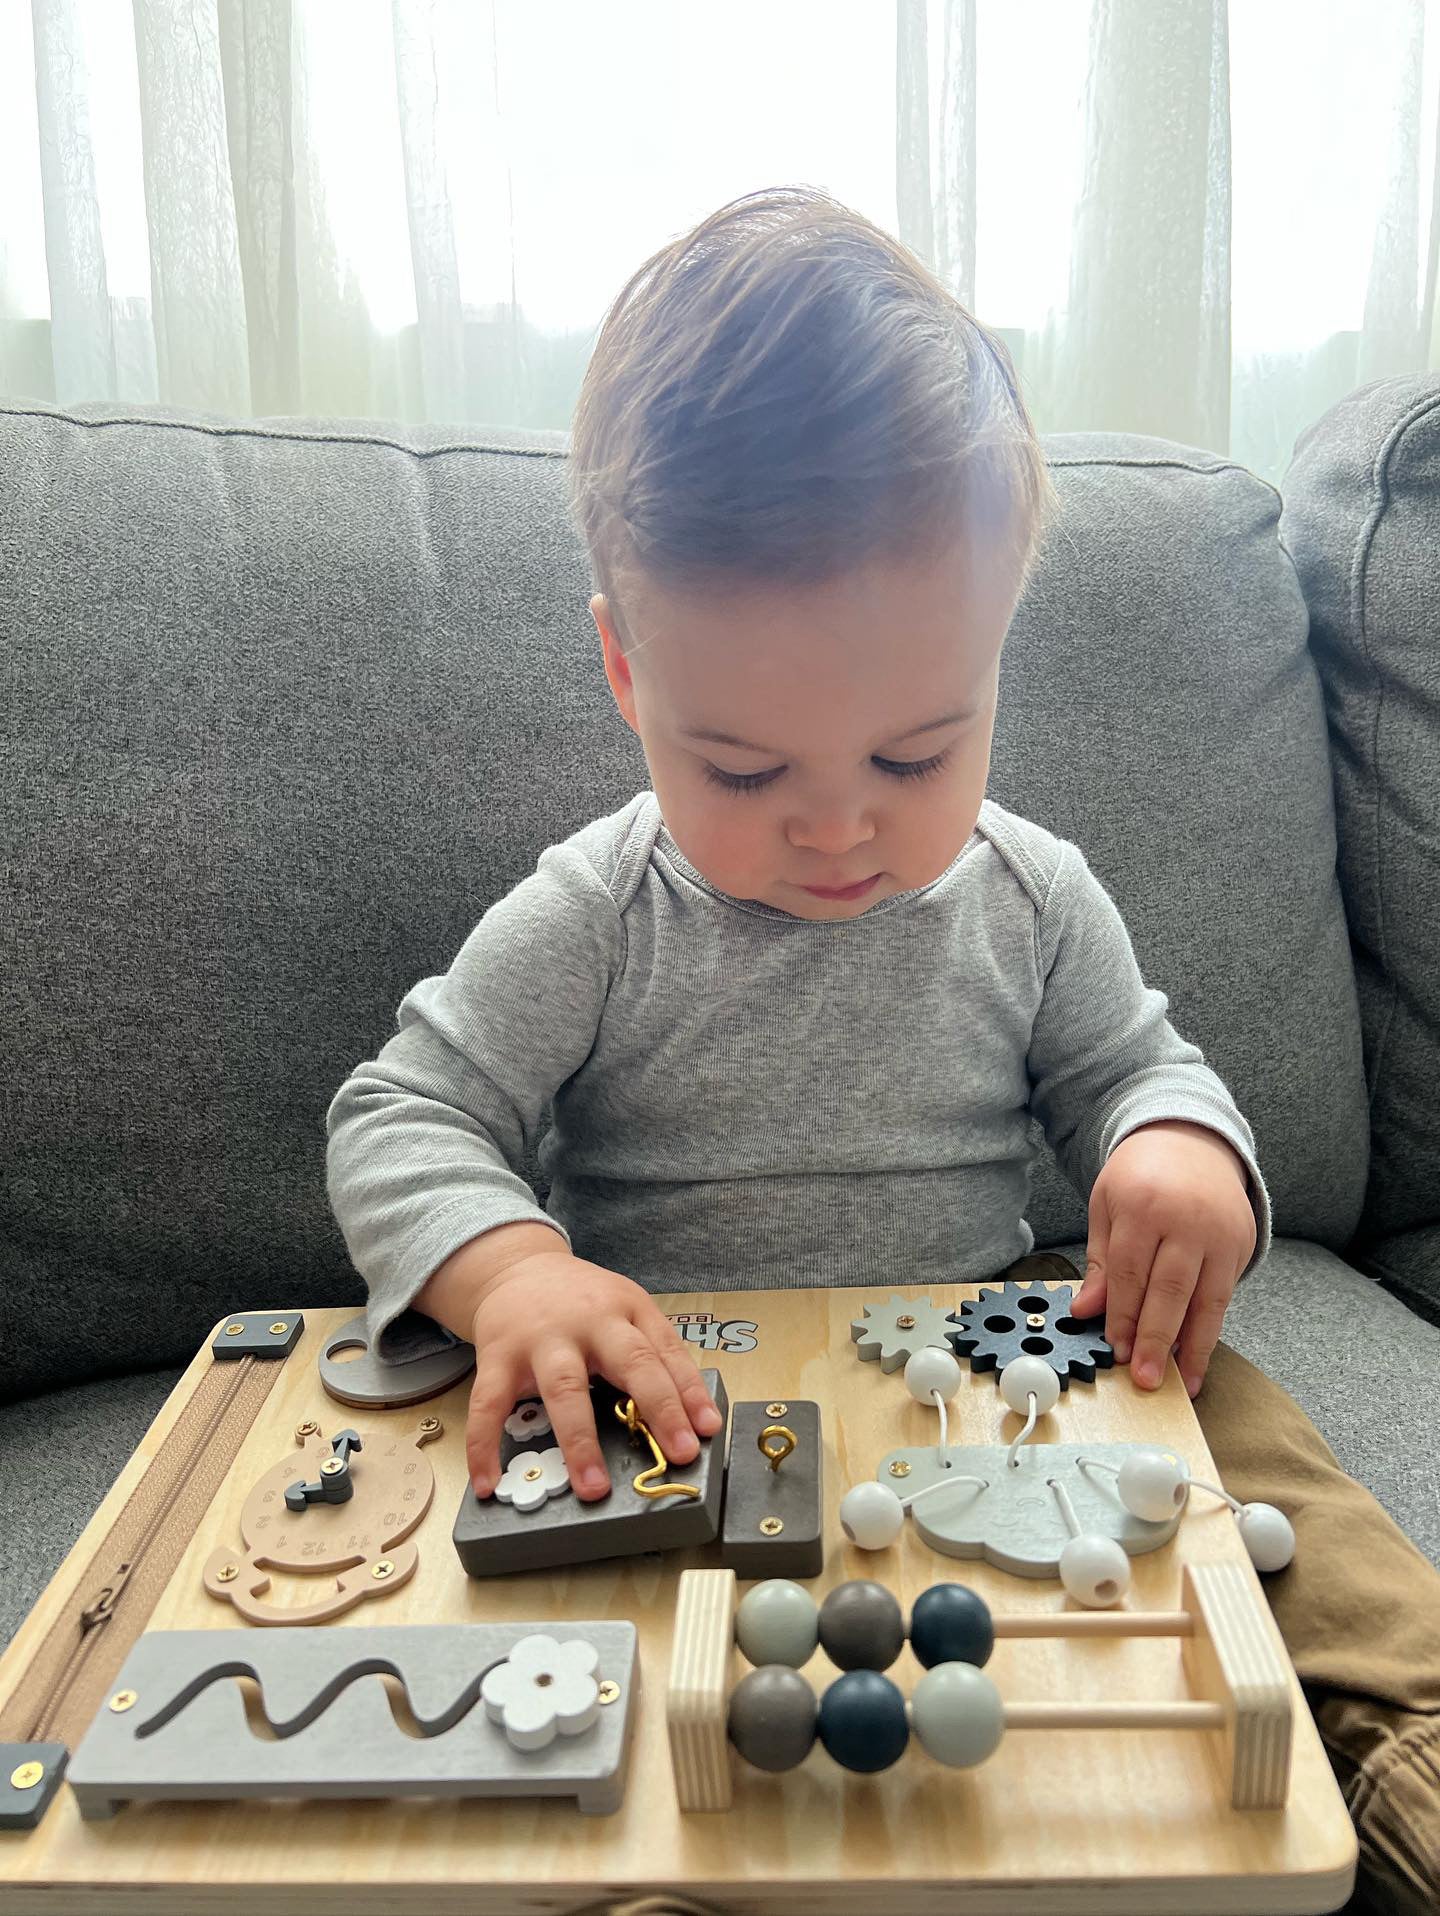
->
[[1196, 1345, 1440, 1916]]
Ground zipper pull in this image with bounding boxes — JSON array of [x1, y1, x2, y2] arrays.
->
[[80, 1560, 133, 1632]]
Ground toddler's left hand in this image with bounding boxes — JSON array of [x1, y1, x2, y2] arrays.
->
[[1069, 1120, 1257, 1400]]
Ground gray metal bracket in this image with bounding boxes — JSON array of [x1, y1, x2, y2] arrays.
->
[[0, 1742, 69, 1830], [211, 1311, 304, 1360]]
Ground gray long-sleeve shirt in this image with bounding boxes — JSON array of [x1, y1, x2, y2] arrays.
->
[[326, 792, 1272, 1354]]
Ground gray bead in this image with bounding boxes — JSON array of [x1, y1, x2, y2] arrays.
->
[[727, 1665, 818, 1772], [734, 1578, 820, 1669], [817, 1579, 905, 1672], [910, 1662, 1006, 1768]]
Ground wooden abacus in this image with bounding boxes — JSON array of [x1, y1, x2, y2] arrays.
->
[[667, 1562, 1293, 1813]]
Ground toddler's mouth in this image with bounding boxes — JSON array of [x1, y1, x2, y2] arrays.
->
[[799, 874, 881, 901]]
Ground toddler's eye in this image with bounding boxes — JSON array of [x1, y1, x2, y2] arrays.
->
[[876, 749, 951, 782], [702, 763, 783, 794], [701, 749, 953, 795]]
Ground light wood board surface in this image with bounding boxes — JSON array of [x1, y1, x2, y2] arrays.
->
[[0, 1285, 1357, 1915]]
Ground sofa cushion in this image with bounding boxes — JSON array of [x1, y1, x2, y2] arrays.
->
[[1280, 376, 1440, 1320], [999, 437, 1367, 1257], [0, 403, 1366, 1399], [1, 402, 648, 1401]]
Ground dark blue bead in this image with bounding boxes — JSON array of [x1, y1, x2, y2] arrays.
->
[[816, 1670, 909, 1772], [908, 1583, 994, 1670]]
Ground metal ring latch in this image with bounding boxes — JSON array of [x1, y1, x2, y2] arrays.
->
[[758, 1424, 796, 1472], [615, 1398, 702, 1502]]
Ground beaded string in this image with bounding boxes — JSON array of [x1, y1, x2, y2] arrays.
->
[[1075, 1454, 1240, 1513]]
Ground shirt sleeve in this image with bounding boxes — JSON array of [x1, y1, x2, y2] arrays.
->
[[325, 840, 625, 1352], [1026, 840, 1272, 1275]]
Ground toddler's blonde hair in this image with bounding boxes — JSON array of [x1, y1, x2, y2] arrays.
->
[[569, 184, 1055, 646]]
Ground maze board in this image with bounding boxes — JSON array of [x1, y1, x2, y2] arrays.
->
[[0, 1285, 1356, 1915]]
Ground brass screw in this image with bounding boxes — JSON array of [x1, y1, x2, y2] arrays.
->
[[9, 1761, 44, 1791], [759, 1516, 784, 1536], [419, 1417, 441, 1434], [1026, 1313, 1047, 1330], [109, 1690, 138, 1713], [320, 1457, 345, 1477], [269, 1321, 289, 1336], [598, 1680, 620, 1706], [371, 1560, 395, 1581], [523, 1465, 543, 1482], [765, 1401, 788, 1418], [216, 1562, 239, 1583], [889, 1460, 912, 1479], [224, 1323, 244, 1337], [295, 1420, 321, 1440], [895, 1313, 917, 1331]]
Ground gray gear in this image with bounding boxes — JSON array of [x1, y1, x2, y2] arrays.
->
[[850, 1295, 961, 1373]]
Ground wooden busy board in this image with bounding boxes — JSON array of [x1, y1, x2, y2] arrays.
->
[[0, 1286, 1357, 1914]]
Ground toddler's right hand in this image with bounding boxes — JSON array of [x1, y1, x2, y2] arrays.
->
[[463, 1248, 723, 1502]]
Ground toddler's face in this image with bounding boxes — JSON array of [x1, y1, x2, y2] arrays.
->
[[592, 541, 1015, 920]]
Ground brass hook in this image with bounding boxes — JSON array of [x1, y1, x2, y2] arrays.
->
[[615, 1398, 702, 1502], [757, 1424, 796, 1473]]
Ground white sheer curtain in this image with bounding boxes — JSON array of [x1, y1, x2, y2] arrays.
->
[[1, 0, 1436, 480]]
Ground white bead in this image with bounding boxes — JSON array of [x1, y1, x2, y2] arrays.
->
[[903, 1346, 963, 1405], [910, 1662, 1006, 1768], [1059, 1533, 1132, 1607], [999, 1355, 1061, 1417], [1116, 1449, 1191, 1523], [1238, 1502, 1295, 1573], [838, 1480, 907, 1551]]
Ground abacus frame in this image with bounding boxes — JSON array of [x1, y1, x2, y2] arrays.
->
[[666, 1564, 1293, 1813]]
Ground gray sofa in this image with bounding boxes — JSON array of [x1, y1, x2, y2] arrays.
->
[[3, 378, 1438, 1653]]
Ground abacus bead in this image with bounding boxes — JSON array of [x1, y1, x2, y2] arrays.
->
[[817, 1579, 906, 1672], [817, 1670, 910, 1772], [903, 1345, 963, 1405], [1116, 1448, 1191, 1523], [1238, 1502, 1296, 1573], [908, 1582, 995, 1669], [1059, 1533, 1132, 1608], [839, 1481, 906, 1551], [735, 1579, 819, 1669], [910, 1662, 1006, 1768], [727, 1665, 818, 1772], [999, 1355, 1061, 1416]]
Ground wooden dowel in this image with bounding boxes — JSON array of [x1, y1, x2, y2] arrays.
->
[[992, 1610, 1194, 1640], [1003, 1701, 1225, 1731]]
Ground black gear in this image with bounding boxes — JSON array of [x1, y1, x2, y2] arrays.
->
[[949, 1278, 1114, 1388]]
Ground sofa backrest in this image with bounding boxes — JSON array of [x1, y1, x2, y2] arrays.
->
[[0, 401, 1367, 1400], [1281, 375, 1440, 1321]]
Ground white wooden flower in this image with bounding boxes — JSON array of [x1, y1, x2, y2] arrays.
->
[[494, 1445, 569, 1512], [503, 1399, 553, 1441], [481, 1633, 601, 1750]]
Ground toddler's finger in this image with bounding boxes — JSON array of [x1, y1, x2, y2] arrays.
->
[[594, 1322, 699, 1467], [632, 1300, 724, 1435], [1098, 1215, 1154, 1365], [1070, 1266, 1107, 1319], [1175, 1253, 1235, 1398], [532, 1339, 610, 1499], [1129, 1239, 1204, 1390], [466, 1354, 520, 1497]]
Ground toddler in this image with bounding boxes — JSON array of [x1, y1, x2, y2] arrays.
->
[[327, 187, 1439, 1914]]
